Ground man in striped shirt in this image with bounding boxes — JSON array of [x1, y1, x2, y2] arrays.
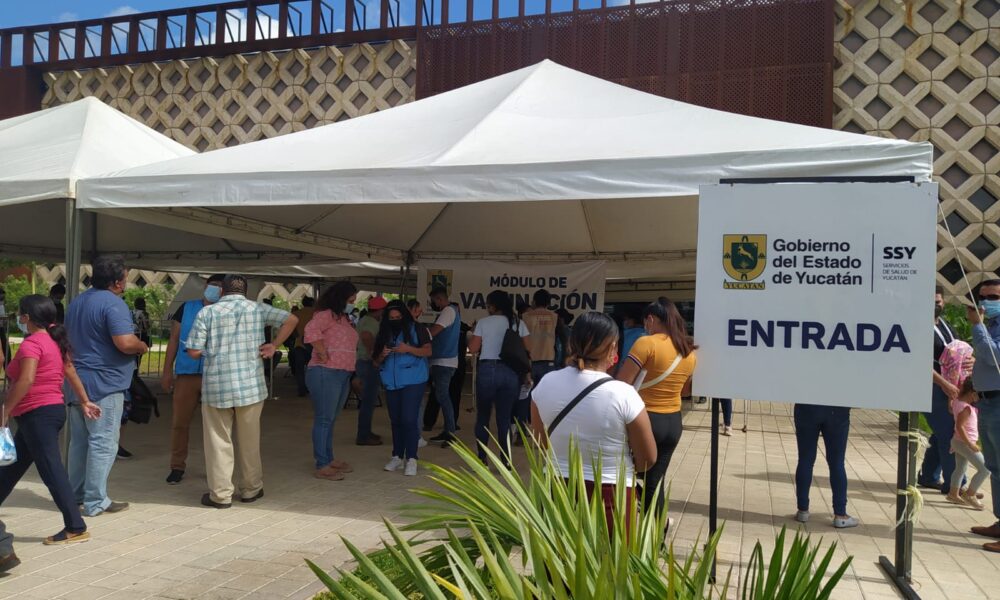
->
[[186, 275, 297, 508]]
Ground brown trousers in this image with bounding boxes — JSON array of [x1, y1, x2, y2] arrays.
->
[[170, 374, 202, 471]]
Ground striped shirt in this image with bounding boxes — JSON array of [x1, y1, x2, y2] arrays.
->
[[186, 295, 291, 408]]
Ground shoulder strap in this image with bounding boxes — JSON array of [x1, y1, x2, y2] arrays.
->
[[638, 354, 683, 391], [547, 377, 614, 437]]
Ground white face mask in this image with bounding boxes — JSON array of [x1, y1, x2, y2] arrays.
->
[[17, 317, 29, 335]]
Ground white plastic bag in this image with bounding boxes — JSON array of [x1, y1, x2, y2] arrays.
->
[[0, 407, 16, 467]]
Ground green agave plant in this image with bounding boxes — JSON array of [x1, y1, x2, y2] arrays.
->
[[309, 436, 853, 599]]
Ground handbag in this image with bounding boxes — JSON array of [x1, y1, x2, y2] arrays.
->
[[500, 317, 532, 376], [127, 371, 160, 425], [0, 407, 16, 467], [547, 377, 614, 436]]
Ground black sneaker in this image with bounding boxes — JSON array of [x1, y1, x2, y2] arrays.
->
[[116, 446, 133, 460], [201, 493, 230, 509], [0, 552, 21, 574], [428, 432, 451, 443], [166, 470, 184, 485], [105, 501, 130, 514]]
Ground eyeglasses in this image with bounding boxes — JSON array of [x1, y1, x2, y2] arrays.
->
[[979, 294, 1000, 301]]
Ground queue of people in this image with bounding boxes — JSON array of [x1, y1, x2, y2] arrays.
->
[[6, 258, 1000, 568]]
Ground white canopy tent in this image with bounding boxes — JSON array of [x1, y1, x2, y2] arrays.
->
[[78, 60, 934, 283], [0, 97, 316, 293]]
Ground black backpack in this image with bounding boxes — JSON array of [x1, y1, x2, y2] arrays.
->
[[127, 372, 160, 424], [500, 317, 531, 375]]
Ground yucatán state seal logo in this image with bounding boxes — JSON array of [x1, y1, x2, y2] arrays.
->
[[723, 234, 767, 290]]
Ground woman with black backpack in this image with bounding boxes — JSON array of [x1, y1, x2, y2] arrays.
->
[[467, 290, 532, 466]]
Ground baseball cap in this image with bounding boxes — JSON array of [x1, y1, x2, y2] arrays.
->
[[368, 296, 388, 310]]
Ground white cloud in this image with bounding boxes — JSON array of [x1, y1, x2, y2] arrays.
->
[[57, 12, 79, 22], [105, 6, 140, 18]]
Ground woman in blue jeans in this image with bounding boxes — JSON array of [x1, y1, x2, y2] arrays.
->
[[374, 301, 432, 477], [467, 290, 531, 466], [793, 404, 858, 528], [303, 281, 359, 481]]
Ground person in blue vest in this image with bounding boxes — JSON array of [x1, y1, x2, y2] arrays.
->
[[426, 286, 462, 447], [374, 300, 432, 477], [160, 274, 226, 485]]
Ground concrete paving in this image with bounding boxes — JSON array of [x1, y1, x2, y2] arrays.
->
[[0, 373, 995, 599]]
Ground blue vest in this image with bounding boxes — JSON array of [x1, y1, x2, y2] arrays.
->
[[380, 326, 429, 391], [175, 299, 206, 375], [431, 304, 461, 360]]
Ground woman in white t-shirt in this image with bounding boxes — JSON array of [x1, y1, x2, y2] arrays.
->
[[467, 290, 531, 465], [531, 311, 656, 534]]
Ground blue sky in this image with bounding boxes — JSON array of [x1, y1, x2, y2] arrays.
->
[[0, 1, 224, 29]]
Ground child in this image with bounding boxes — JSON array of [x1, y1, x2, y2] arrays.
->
[[946, 377, 989, 510]]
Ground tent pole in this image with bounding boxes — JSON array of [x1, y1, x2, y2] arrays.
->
[[65, 200, 83, 301], [878, 411, 921, 599]]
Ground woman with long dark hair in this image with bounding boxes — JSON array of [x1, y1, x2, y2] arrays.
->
[[303, 281, 359, 481], [373, 301, 431, 476], [467, 290, 531, 465], [615, 298, 697, 514], [531, 311, 656, 534], [0, 295, 102, 545]]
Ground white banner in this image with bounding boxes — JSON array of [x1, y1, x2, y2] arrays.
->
[[692, 182, 937, 411], [416, 260, 606, 323]]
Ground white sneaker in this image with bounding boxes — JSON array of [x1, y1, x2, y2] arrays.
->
[[404, 458, 418, 476], [418, 437, 428, 448], [721, 425, 733, 436], [384, 456, 404, 472]]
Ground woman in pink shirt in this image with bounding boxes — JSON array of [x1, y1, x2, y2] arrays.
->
[[304, 282, 360, 481], [0, 295, 101, 545]]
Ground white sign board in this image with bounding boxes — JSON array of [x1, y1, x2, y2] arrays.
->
[[416, 260, 606, 323], [692, 182, 937, 411]]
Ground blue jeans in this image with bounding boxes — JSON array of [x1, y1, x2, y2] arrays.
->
[[355, 360, 380, 442], [794, 404, 851, 516], [306, 366, 352, 469], [979, 399, 1000, 521], [475, 361, 519, 463], [0, 518, 11, 556], [386, 383, 424, 460], [0, 405, 86, 533], [67, 392, 124, 516], [516, 361, 556, 427], [919, 385, 956, 490], [431, 365, 457, 434], [719, 398, 733, 427]]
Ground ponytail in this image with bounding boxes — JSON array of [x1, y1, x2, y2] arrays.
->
[[485, 290, 515, 326], [18, 294, 72, 360]]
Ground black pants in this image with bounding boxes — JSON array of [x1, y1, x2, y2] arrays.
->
[[289, 346, 312, 395], [641, 411, 683, 514], [424, 358, 467, 430], [0, 404, 86, 533]]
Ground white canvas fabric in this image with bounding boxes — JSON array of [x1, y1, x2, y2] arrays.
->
[[75, 60, 934, 274]]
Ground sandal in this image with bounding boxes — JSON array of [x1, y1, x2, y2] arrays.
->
[[314, 467, 345, 481], [328, 460, 353, 473], [44, 529, 91, 546]]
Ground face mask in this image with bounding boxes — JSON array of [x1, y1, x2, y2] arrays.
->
[[344, 303, 355, 316], [17, 318, 29, 335], [982, 300, 1000, 320], [204, 285, 222, 303], [934, 305, 943, 318], [389, 319, 403, 335]]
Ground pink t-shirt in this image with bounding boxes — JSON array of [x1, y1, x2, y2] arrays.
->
[[7, 332, 66, 417], [304, 310, 359, 372], [952, 399, 979, 446]]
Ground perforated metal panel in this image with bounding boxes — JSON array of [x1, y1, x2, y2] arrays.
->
[[417, 0, 835, 127]]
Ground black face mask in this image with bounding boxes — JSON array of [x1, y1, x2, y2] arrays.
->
[[389, 320, 404, 335], [934, 305, 943, 318]]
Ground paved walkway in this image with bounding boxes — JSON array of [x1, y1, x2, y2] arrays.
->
[[0, 373, 995, 599]]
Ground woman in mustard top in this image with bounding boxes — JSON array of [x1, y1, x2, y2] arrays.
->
[[615, 299, 697, 513]]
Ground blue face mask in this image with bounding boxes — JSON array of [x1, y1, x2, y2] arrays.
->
[[204, 285, 222, 303], [17, 318, 28, 335], [982, 300, 1000, 320]]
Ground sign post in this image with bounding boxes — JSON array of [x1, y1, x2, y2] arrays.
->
[[694, 181, 937, 599]]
